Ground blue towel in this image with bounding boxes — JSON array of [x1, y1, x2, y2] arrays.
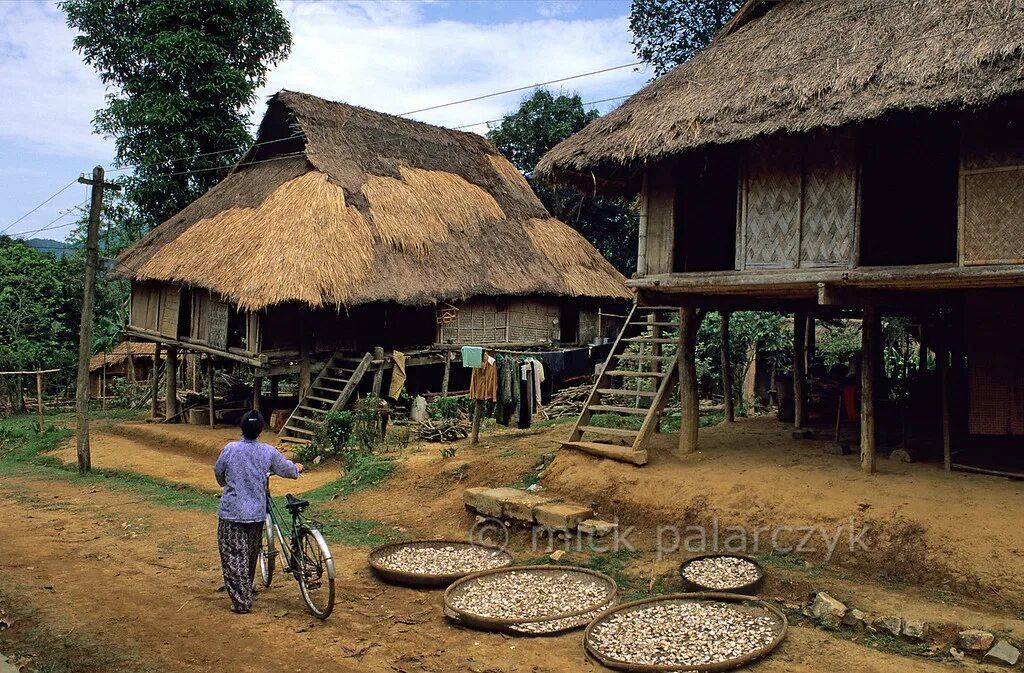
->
[[461, 346, 483, 368]]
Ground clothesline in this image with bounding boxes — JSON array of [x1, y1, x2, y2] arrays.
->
[[0, 368, 60, 376]]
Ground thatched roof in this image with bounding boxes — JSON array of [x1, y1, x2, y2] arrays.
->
[[115, 91, 629, 310], [89, 341, 156, 372], [537, 0, 1024, 192]]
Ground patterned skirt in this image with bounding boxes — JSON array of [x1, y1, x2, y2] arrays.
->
[[217, 518, 264, 612]]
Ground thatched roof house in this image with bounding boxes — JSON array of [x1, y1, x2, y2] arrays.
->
[[537, 0, 1024, 192], [117, 91, 628, 311]]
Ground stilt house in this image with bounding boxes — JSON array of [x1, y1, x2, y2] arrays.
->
[[538, 0, 1024, 472], [114, 91, 630, 441]]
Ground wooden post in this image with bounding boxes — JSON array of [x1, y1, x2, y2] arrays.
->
[[938, 345, 951, 472], [207, 357, 216, 428], [101, 355, 107, 410], [151, 344, 162, 419], [35, 370, 44, 435], [720, 311, 734, 422], [371, 346, 385, 398], [269, 376, 279, 401], [805, 314, 815, 374], [252, 374, 261, 413], [470, 399, 484, 444], [793, 310, 807, 429], [298, 340, 311, 399], [441, 352, 451, 396], [861, 307, 879, 474], [742, 341, 757, 414], [678, 306, 700, 454], [165, 346, 179, 422]]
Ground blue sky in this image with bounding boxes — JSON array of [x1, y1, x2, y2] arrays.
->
[[0, 0, 650, 242]]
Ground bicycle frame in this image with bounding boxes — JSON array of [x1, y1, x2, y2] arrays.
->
[[263, 478, 334, 580]]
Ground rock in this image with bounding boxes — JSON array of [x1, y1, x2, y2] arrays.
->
[[873, 615, 903, 637], [983, 640, 1021, 667], [0, 657, 19, 673], [902, 619, 928, 641], [578, 519, 618, 538], [525, 483, 544, 493], [841, 608, 868, 630], [549, 550, 566, 561], [534, 452, 556, 469], [810, 592, 847, 624], [500, 492, 550, 524], [949, 647, 965, 662], [889, 448, 912, 462], [462, 487, 525, 518], [410, 395, 428, 422], [958, 629, 995, 653], [533, 502, 593, 530]]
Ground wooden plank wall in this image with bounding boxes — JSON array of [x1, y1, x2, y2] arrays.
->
[[644, 163, 676, 275]]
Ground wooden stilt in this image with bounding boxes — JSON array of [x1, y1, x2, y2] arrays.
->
[[805, 314, 815, 374], [470, 400, 484, 444], [165, 346, 179, 422], [208, 357, 216, 428], [720, 311, 734, 422], [151, 344, 162, 419], [269, 376, 279, 401], [252, 375, 262, 413], [298, 340, 311, 399], [938, 345, 951, 472], [793, 310, 807, 429], [371, 346, 385, 398], [441, 352, 451, 396], [35, 370, 44, 435], [861, 307, 878, 474], [678, 306, 700, 455]]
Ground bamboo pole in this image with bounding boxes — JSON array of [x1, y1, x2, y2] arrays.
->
[[861, 307, 879, 474], [165, 346, 179, 422], [721, 311, 734, 422], [793, 310, 807, 429], [441, 352, 451, 396], [35, 370, 44, 435], [677, 306, 700, 455]]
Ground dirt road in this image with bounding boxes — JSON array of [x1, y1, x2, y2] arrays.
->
[[0, 473, 963, 673]]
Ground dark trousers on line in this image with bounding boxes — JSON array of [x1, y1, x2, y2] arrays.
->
[[217, 518, 264, 612]]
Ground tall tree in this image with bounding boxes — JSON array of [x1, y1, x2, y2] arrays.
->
[[630, 0, 743, 76], [62, 0, 292, 231], [488, 90, 638, 275]]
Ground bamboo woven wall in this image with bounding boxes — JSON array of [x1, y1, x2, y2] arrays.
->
[[743, 137, 801, 268], [439, 299, 558, 344], [800, 131, 856, 267], [961, 110, 1024, 266]]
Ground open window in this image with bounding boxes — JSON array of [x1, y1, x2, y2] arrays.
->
[[859, 115, 959, 266], [673, 150, 738, 272]]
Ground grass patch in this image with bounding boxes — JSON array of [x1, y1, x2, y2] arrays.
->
[[856, 631, 932, 657], [533, 416, 575, 429]]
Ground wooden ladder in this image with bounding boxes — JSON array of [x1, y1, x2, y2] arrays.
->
[[563, 304, 680, 465], [279, 351, 373, 445]]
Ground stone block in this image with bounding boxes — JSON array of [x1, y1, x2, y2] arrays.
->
[[578, 519, 618, 538], [501, 492, 550, 523], [958, 629, 995, 653], [811, 592, 847, 624], [983, 640, 1021, 667], [463, 487, 523, 517], [902, 619, 928, 641], [534, 502, 593, 530], [873, 615, 903, 637], [841, 608, 868, 630]]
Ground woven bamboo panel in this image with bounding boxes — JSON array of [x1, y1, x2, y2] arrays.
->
[[963, 169, 1024, 264], [801, 133, 855, 267], [507, 300, 558, 342], [744, 138, 800, 268], [440, 302, 507, 344]]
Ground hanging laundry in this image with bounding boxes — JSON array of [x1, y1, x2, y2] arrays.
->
[[461, 346, 483, 368], [517, 363, 534, 429], [469, 354, 498, 402], [388, 350, 407, 399]]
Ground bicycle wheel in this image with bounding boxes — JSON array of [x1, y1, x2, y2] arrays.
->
[[296, 527, 335, 619], [257, 515, 276, 588]]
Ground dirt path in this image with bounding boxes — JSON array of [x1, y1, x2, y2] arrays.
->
[[0, 474, 958, 673]]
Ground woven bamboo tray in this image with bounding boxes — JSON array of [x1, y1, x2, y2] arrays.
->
[[443, 565, 618, 636], [368, 540, 512, 589], [584, 593, 788, 673], [678, 553, 765, 595]]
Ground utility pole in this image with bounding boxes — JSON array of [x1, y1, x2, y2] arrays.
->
[[75, 166, 119, 474]]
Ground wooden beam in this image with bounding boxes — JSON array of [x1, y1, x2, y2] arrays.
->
[[793, 310, 807, 429], [124, 327, 262, 366], [861, 307, 879, 474], [371, 346, 385, 398], [165, 346, 179, 422], [677, 306, 700, 454], [208, 357, 216, 428], [252, 375, 262, 413], [721, 311, 734, 422], [150, 344, 161, 419]]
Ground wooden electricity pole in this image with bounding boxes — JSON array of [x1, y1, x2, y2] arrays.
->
[[75, 167, 119, 474]]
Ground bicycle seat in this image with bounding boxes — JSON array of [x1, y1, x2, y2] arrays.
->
[[285, 494, 309, 513]]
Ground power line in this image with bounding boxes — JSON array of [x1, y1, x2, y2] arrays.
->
[[11, 200, 89, 239], [452, 94, 633, 130], [0, 179, 78, 236]]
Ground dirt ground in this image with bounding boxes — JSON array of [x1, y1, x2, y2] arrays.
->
[[1, 415, 1022, 673]]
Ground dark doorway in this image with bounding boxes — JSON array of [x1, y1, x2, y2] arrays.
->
[[673, 150, 738, 272]]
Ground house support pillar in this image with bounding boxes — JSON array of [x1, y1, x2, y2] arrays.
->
[[151, 344, 162, 419], [207, 357, 216, 428], [720, 311, 734, 422], [371, 346, 385, 398], [252, 375, 262, 413], [805, 314, 815, 373], [938, 344, 951, 472], [298, 340, 311, 399], [165, 346, 178, 422], [861, 307, 879, 474], [793, 310, 807, 429], [677, 306, 700, 455]]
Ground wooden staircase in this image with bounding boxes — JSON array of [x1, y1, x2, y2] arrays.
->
[[563, 304, 680, 465], [279, 352, 373, 445]]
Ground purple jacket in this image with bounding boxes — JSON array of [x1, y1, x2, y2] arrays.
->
[[214, 438, 299, 523]]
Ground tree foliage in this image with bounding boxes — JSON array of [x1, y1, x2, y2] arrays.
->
[[61, 0, 292, 231], [629, 0, 743, 76], [487, 90, 639, 275]]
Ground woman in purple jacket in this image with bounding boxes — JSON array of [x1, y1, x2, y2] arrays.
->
[[214, 410, 303, 614]]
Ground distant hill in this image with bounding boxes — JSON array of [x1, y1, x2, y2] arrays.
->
[[23, 238, 73, 258]]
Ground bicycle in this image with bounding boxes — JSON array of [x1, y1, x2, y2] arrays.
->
[[257, 476, 336, 619]]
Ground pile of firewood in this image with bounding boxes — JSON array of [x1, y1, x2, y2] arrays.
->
[[418, 417, 469, 442], [545, 384, 592, 419]]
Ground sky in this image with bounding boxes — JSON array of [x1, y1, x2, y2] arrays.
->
[[0, 0, 650, 243]]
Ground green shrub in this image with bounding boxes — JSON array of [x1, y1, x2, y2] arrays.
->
[[429, 395, 472, 420], [298, 410, 355, 466]]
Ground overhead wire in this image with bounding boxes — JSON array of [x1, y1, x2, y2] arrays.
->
[[0, 179, 78, 236]]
